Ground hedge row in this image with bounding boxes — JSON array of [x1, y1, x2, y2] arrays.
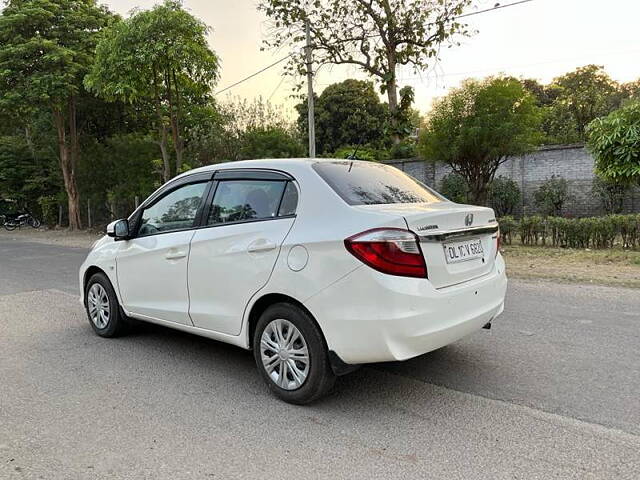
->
[[498, 214, 640, 249]]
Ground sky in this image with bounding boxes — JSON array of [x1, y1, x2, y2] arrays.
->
[[105, 0, 640, 117]]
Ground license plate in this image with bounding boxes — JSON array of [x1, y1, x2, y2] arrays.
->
[[443, 238, 484, 264]]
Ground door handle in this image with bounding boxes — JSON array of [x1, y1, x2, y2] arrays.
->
[[165, 250, 187, 260], [247, 239, 277, 253]]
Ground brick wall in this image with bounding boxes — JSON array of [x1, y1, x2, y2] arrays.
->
[[385, 144, 640, 217]]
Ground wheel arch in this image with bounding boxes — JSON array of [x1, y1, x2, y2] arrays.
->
[[246, 293, 327, 351]]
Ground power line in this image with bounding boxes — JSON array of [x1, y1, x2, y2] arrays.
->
[[214, 54, 293, 96], [456, 0, 535, 19], [214, 0, 536, 95]]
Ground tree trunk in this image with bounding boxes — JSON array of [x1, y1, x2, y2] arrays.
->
[[53, 108, 82, 230], [385, 63, 400, 144], [152, 64, 172, 182], [159, 125, 171, 183]]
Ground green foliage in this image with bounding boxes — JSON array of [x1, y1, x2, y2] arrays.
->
[[389, 140, 418, 159], [488, 176, 521, 217], [591, 177, 630, 214], [330, 145, 388, 162], [533, 176, 570, 216], [511, 214, 640, 249], [420, 76, 542, 204], [438, 173, 468, 204], [544, 65, 622, 143], [239, 126, 304, 160], [497, 215, 517, 245], [86, 0, 220, 179], [297, 79, 387, 155], [587, 101, 640, 184]]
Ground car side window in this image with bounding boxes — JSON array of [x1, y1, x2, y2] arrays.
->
[[278, 181, 298, 217], [138, 182, 207, 236], [207, 179, 287, 225]]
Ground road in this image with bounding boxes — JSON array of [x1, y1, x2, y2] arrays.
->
[[1, 236, 639, 479]]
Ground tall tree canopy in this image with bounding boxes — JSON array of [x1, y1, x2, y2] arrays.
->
[[259, 0, 472, 142], [296, 79, 387, 155], [86, 0, 220, 181], [0, 0, 113, 229], [545, 65, 622, 143], [419, 76, 542, 205]]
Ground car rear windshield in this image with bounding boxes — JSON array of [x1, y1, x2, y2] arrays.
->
[[312, 161, 443, 205]]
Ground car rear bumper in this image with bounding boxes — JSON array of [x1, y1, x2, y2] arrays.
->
[[305, 254, 508, 364]]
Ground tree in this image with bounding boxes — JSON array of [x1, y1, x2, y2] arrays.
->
[[86, 0, 220, 182], [587, 101, 640, 185], [239, 126, 304, 160], [419, 76, 542, 205], [488, 176, 521, 217], [0, 0, 113, 229], [545, 65, 621, 143], [296, 79, 387, 154], [259, 0, 472, 142]]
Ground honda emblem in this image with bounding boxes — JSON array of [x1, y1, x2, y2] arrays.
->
[[464, 213, 474, 226]]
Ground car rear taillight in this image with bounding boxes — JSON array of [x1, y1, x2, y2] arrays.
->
[[344, 228, 427, 278], [495, 228, 501, 257]]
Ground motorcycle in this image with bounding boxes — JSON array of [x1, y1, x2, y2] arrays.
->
[[2, 210, 41, 231]]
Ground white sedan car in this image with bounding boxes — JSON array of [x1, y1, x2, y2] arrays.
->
[[79, 159, 507, 404]]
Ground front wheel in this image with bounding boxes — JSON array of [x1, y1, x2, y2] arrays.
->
[[253, 303, 335, 404], [85, 272, 129, 338], [28, 217, 41, 228]]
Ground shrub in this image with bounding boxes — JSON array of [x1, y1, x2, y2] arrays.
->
[[497, 215, 517, 245], [439, 173, 468, 203], [488, 176, 521, 217], [331, 145, 388, 162], [533, 175, 570, 216], [591, 177, 629, 214], [388, 140, 417, 159], [512, 214, 640, 249]]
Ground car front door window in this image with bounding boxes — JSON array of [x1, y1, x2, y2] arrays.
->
[[139, 182, 207, 236]]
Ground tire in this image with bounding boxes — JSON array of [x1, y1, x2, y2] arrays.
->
[[4, 223, 16, 231], [28, 217, 41, 228], [253, 302, 335, 404], [84, 272, 129, 338]]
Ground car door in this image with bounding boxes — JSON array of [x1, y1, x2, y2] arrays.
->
[[116, 177, 210, 325], [188, 170, 298, 335]]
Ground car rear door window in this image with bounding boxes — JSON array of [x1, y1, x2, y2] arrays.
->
[[138, 182, 207, 236], [312, 161, 443, 205], [207, 180, 288, 225]]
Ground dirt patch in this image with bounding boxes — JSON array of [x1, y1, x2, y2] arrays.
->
[[502, 245, 640, 288], [0, 228, 102, 249]]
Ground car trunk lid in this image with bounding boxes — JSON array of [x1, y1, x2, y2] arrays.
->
[[354, 203, 499, 288]]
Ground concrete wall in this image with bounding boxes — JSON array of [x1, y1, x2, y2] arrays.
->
[[386, 144, 640, 217]]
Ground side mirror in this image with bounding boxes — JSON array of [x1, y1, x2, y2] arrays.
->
[[106, 219, 130, 240]]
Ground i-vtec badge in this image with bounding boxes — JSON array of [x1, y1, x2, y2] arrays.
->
[[464, 213, 474, 226], [417, 224, 439, 231]]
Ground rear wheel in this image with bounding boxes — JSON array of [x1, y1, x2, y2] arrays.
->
[[3, 222, 16, 231], [85, 272, 129, 337], [253, 303, 335, 404]]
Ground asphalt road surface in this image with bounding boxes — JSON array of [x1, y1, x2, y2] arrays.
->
[[1, 236, 639, 479]]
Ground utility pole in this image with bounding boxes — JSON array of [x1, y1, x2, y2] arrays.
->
[[305, 18, 316, 158]]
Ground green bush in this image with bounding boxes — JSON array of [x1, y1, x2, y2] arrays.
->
[[500, 214, 640, 249], [497, 215, 517, 245], [331, 145, 389, 162], [439, 173, 468, 203], [533, 176, 570, 216], [591, 177, 629, 214], [488, 176, 521, 217]]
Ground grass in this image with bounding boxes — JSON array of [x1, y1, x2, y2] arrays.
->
[[501, 243, 640, 288]]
